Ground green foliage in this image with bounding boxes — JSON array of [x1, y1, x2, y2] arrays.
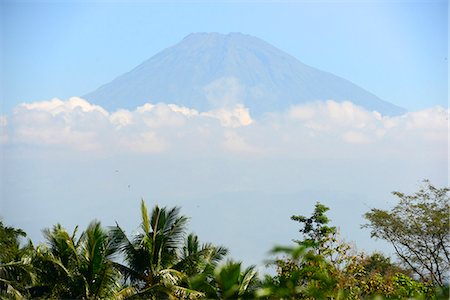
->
[[0, 220, 35, 299], [265, 200, 442, 300], [258, 244, 338, 299], [392, 273, 429, 299], [291, 202, 354, 271], [110, 200, 226, 299], [291, 202, 336, 252], [363, 180, 450, 286], [336, 252, 416, 299], [0, 222, 26, 261], [30, 221, 122, 299], [209, 261, 258, 299], [177, 233, 228, 278], [110, 201, 193, 299], [361, 252, 405, 276], [177, 233, 230, 299]]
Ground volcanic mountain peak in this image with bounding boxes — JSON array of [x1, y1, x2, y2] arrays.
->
[[84, 32, 405, 116]]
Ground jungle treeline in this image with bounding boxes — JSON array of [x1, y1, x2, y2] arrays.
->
[[1, 180, 449, 299]]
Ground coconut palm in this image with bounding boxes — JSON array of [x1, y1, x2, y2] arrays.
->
[[78, 221, 122, 299], [0, 221, 35, 299], [176, 233, 228, 277], [177, 233, 229, 298], [32, 221, 121, 299], [31, 224, 82, 298], [111, 200, 204, 299]]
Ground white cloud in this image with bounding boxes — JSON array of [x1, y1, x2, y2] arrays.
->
[[4, 98, 448, 158], [11, 98, 110, 151], [168, 104, 200, 117], [282, 101, 448, 150], [202, 105, 253, 128], [288, 105, 316, 120], [137, 103, 190, 128], [136, 103, 155, 113], [20, 97, 108, 116], [288, 100, 380, 129], [203, 77, 244, 108], [403, 106, 448, 130], [7, 98, 254, 153], [110, 109, 134, 128]]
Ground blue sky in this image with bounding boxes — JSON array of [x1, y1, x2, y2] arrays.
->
[[1, 0, 448, 113]]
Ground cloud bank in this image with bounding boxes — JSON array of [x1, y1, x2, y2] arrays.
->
[[2, 97, 448, 159]]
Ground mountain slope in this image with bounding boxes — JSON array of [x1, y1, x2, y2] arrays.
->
[[84, 32, 405, 116]]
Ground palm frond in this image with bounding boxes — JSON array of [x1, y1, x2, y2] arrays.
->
[[112, 262, 143, 283], [110, 225, 151, 283], [140, 199, 151, 235], [114, 285, 137, 300], [78, 221, 121, 299], [42, 224, 80, 269], [183, 234, 200, 259], [239, 265, 257, 296], [159, 268, 186, 285], [174, 240, 227, 277], [205, 244, 228, 267], [110, 225, 139, 266], [164, 213, 189, 252]]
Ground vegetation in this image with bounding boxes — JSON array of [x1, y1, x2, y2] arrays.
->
[[1, 180, 448, 299], [0, 221, 35, 298], [364, 180, 449, 286]]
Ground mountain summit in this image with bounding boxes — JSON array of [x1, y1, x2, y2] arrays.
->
[[84, 32, 405, 116]]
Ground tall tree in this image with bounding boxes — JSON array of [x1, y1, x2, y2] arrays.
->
[[78, 221, 122, 299], [32, 221, 121, 299], [110, 200, 205, 299], [363, 180, 450, 286], [177, 233, 228, 278], [291, 202, 351, 268], [291, 202, 336, 253]]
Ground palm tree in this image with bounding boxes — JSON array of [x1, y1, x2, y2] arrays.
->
[[32, 224, 82, 298], [111, 200, 204, 299], [178, 233, 228, 298], [32, 221, 121, 299], [0, 221, 35, 299], [79, 221, 122, 299], [177, 233, 228, 277]]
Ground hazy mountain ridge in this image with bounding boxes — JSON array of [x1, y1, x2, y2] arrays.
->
[[84, 32, 406, 116]]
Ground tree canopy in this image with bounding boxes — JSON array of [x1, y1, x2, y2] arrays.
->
[[364, 180, 449, 286]]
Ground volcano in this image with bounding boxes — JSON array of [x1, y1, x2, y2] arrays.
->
[[84, 32, 405, 116]]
